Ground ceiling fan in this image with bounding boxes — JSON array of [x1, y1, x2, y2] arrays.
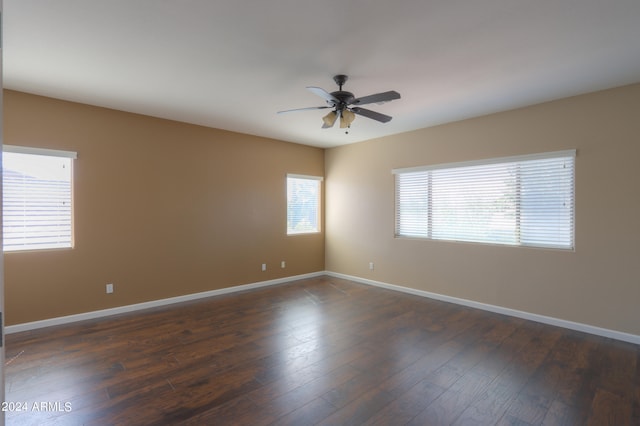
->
[[278, 75, 401, 130]]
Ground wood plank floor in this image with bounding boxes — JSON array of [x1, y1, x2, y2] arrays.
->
[[5, 276, 640, 425]]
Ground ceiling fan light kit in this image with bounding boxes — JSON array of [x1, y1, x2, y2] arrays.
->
[[340, 110, 355, 128], [278, 75, 400, 131], [322, 111, 338, 128]]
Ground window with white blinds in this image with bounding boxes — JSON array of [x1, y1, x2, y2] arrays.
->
[[393, 150, 575, 250], [287, 174, 322, 235], [3, 145, 77, 252]]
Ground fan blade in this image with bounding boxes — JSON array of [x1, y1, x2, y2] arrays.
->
[[351, 90, 400, 106], [277, 106, 331, 114], [307, 86, 339, 105], [351, 107, 393, 123]]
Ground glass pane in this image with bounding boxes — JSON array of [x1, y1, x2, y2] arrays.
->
[[287, 177, 320, 234], [396, 172, 429, 237], [395, 152, 574, 249], [431, 163, 517, 244], [3, 151, 74, 251]]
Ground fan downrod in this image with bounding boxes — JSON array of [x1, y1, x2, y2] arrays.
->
[[333, 74, 348, 90]]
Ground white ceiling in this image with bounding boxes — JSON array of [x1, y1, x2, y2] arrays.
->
[[4, 1, 640, 148]]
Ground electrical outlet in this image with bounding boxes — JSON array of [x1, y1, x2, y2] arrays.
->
[[369, 262, 375, 271], [106, 283, 114, 294], [261, 263, 267, 272], [281, 261, 286, 268]]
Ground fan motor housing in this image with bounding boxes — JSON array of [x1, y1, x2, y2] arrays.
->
[[329, 91, 355, 109]]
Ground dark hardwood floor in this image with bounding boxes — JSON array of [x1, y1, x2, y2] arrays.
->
[[5, 276, 639, 425]]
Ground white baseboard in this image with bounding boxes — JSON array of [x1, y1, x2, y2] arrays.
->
[[5, 271, 325, 334], [326, 271, 640, 345]]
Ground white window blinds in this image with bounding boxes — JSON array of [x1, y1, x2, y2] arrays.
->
[[287, 174, 322, 235], [394, 150, 575, 250], [3, 146, 77, 252]]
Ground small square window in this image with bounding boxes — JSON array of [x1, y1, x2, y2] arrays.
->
[[3, 146, 77, 252], [287, 174, 322, 235]]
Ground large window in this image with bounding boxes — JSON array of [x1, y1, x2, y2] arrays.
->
[[287, 174, 322, 235], [394, 150, 575, 250], [3, 145, 77, 252]]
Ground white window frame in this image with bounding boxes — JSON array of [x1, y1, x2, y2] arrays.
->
[[287, 174, 323, 235], [393, 150, 576, 250], [3, 145, 77, 252]]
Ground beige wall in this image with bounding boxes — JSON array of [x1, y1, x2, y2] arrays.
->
[[325, 83, 640, 336], [3, 90, 325, 325], [5, 84, 640, 337]]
